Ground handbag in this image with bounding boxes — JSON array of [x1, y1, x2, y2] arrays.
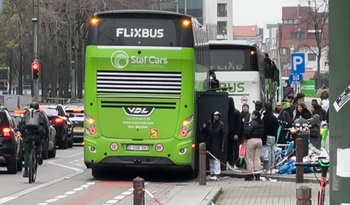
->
[[235, 144, 246, 168]]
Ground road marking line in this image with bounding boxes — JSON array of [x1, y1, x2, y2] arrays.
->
[[0, 197, 17, 204], [55, 195, 67, 199], [37, 203, 48, 205], [64, 191, 76, 195], [39, 181, 98, 204], [45, 198, 58, 203], [0, 170, 84, 204], [114, 196, 125, 200], [121, 191, 132, 195], [106, 200, 119, 204], [48, 161, 83, 172]]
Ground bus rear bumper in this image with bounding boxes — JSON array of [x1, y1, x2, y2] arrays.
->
[[85, 156, 178, 169]]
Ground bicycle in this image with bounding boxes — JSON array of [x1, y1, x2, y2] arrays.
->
[[28, 139, 39, 183], [295, 157, 329, 205]]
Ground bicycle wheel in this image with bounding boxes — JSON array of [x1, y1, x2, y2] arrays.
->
[[28, 149, 35, 183], [28, 148, 37, 183]]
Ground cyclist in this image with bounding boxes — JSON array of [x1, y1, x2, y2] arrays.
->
[[19, 102, 50, 178]]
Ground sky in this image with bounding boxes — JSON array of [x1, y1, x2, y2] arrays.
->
[[233, 0, 307, 27]]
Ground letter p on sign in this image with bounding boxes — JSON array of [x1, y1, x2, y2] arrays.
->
[[291, 53, 305, 74]]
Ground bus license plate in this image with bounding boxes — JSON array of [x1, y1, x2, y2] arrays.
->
[[126, 145, 150, 151]]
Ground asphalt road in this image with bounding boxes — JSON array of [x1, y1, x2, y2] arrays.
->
[[0, 145, 193, 205]]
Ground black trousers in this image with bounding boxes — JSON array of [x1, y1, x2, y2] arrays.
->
[[227, 135, 240, 165]]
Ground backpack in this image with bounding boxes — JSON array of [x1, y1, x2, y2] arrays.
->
[[24, 108, 41, 129]]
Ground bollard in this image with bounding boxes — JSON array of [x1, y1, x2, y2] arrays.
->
[[296, 186, 312, 205], [133, 177, 145, 205], [295, 138, 304, 183], [266, 135, 276, 174], [199, 142, 206, 185]]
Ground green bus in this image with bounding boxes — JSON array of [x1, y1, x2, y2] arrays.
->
[[83, 10, 209, 177]]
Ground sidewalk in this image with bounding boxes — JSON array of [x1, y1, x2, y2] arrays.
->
[[221, 169, 322, 183], [213, 177, 329, 205]]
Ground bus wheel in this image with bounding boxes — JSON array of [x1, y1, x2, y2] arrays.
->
[[92, 168, 103, 179]]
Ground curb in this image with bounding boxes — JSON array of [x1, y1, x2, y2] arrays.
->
[[201, 186, 222, 205], [220, 171, 319, 183]]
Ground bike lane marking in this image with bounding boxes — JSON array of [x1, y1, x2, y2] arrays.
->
[[0, 160, 84, 204]]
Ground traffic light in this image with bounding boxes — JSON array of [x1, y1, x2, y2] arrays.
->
[[31, 60, 40, 80]]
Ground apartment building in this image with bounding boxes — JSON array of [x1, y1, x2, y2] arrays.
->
[[216, 0, 233, 40], [276, 5, 329, 79]]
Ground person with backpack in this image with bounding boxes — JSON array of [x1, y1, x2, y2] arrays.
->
[[19, 102, 50, 178]]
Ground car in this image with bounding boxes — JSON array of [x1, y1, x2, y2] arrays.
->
[[11, 109, 57, 159], [0, 107, 23, 174], [64, 104, 84, 143], [39, 104, 73, 149]]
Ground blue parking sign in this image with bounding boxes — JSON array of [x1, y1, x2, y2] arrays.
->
[[291, 53, 305, 74], [289, 74, 303, 84]]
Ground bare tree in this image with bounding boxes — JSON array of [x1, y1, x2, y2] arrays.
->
[[1, 0, 155, 99], [302, 0, 329, 89]]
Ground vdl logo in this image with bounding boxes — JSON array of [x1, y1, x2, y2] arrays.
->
[[122, 106, 155, 116], [111, 50, 129, 69]]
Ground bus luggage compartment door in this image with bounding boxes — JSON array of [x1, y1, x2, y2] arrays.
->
[[195, 91, 229, 171]]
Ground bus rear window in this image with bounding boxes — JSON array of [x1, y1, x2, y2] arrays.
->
[[89, 17, 192, 47], [209, 49, 258, 71]]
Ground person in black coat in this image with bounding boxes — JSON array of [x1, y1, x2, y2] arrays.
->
[[227, 97, 242, 167], [275, 101, 293, 144], [201, 111, 225, 180], [262, 103, 278, 145], [294, 103, 312, 120]]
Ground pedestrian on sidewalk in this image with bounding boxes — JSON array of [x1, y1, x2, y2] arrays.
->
[[262, 103, 278, 169], [227, 97, 241, 170], [201, 111, 225, 181], [243, 110, 264, 181]]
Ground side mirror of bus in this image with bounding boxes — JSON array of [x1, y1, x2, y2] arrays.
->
[[264, 58, 274, 79]]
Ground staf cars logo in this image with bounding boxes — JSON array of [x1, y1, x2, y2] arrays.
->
[[122, 106, 155, 116]]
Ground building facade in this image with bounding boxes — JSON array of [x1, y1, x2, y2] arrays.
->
[[232, 25, 263, 47], [216, 0, 233, 40], [276, 5, 329, 79], [156, 0, 218, 40]]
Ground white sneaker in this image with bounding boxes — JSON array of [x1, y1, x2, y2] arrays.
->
[[227, 163, 234, 170], [209, 176, 219, 181]]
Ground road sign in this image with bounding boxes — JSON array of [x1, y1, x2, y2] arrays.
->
[[291, 53, 305, 74], [289, 74, 303, 84]]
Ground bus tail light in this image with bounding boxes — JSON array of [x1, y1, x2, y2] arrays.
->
[[179, 116, 193, 137], [85, 115, 96, 135]]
